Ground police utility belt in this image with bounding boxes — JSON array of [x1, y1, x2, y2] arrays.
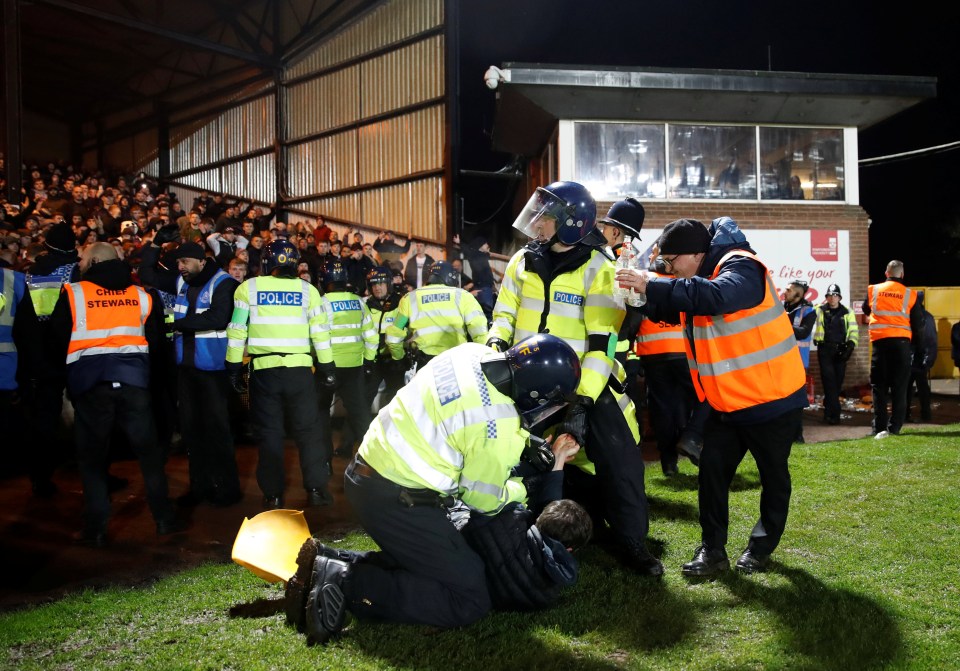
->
[[349, 455, 455, 509]]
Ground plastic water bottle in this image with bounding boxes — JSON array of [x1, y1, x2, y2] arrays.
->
[[614, 236, 647, 307]]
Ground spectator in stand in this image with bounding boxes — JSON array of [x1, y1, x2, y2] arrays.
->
[[346, 242, 376, 295], [403, 239, 434, 291], [456, 235, 500, 320], [215, 203, 242, 233], [312, 215, 334, 242], [227, 257, 249, 283], [373, 229, 411, 265], [181, 211, 204, 243], [247, 235, 264, 276]]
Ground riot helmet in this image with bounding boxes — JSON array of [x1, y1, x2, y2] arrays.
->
[[427, 260, 460, 287], [512, 181, 600, 246], [481, 333, 581, 425], [260, 240, 299, 277], [322, 259, 349, 292]]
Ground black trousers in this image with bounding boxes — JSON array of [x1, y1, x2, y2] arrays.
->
[[906, 368, 932, 420], [178, 366, 240, 500], [699, 408, 799, 555], [340, 359, 404, 448], [870, 338, 912, 434], [73, 383, 173, 533], [643, 356, 697, 466], [317, 365, 371, 454], [343, 459, 491, 628], [817, 343, 848, 422], [26, 378, 67, 486], [250, 366, 328, 499], [584, 387, 650, 545]]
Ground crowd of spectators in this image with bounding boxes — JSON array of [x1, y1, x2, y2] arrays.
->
[[0, 160, 499, 301]]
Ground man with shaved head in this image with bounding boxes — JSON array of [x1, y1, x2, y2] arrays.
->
[[49, 242, 183, 546]]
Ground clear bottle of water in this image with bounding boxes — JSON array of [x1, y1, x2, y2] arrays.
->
[[614, 236, 647, 307]]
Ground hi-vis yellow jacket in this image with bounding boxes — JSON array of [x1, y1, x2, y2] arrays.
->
[[488, 247, 623, 401]]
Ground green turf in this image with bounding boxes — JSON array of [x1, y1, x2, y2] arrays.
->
[[3, 424, 959, 670]]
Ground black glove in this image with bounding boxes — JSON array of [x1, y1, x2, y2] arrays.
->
[[226, 361, 247, 394], [316, 361, 337, 390], [561, 395, 593, 447], [486, 338, 509, 353], [839, 341, 855, 363], [153, 223, 181, 245]]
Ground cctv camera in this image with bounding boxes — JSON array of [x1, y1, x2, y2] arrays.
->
[[484, 66, 505, 90]]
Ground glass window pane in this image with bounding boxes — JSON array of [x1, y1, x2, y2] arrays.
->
[[759, 127, 844, 201], [668, 125, 757, 199], [573, 122, 666, 200]]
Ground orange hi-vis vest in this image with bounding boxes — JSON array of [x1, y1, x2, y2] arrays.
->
[[680, 250, 805, 413], [635, 318, 685, 357], [867, 280, 916, 342], [634, 271, 685, 357], [65, 282, 151, 364]]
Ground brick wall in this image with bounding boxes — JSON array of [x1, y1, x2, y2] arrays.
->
[[596, 201, 873, 399]]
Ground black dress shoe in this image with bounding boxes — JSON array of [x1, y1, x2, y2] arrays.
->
[[263, 496, 284, 510], [620, 540, 665, 577], [156, 519, 188, 536], [661, 461, 679, 477], [735, 547, 771, 574], [307, 488, 334, 507], [676, 436, 702, 466], [681, 545, 729, 577], [304, 556, 352, 646]]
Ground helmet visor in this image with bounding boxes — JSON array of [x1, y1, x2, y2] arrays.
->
[[520, 400, 569, 430], [512, 188, 566, 240]]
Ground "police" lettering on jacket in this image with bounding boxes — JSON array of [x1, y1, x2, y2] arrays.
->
[[330, 299, 362, 312], [421, 292, 451, 304], [433, 357, 461, 406], [257, 291, 302, 306], [553, 291, 583, 306]]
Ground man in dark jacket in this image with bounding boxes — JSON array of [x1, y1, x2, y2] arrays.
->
[[140, 238, 242, 506], [617, 216, 807, 577], [49, 242, 183, 546], [906, 291, 937, 423], [21, 223, 80, 497]]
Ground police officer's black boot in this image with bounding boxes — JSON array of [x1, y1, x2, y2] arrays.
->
[[304, 556, 352, 646], [285, 538, 320, 632], [620, 539, 665, 577]]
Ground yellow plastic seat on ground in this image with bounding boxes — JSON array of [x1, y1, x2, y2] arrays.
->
[[232, 509, 312, 583]]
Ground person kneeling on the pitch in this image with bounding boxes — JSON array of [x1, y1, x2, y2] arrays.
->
[[283, 333, 581, 645]]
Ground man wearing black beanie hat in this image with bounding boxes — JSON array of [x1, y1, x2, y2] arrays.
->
[[616, 215, 807, 578]]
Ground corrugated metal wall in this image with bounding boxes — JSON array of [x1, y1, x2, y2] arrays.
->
[[76, 0, 448, 244]]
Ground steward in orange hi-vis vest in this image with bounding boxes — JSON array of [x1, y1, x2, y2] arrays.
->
[[629, 216, 808, 577], [65, 282, 151, 363], [681, 250, 806, 414], [866, 280, 917, 342]]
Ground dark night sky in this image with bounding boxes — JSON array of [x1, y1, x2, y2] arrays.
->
[[456, 0, 960, 286]]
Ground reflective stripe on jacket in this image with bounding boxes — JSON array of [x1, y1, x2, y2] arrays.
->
[[0, 269, 27, 389], [226, 275, 333, 370], [386, 284, 487, 359], [635, 318, 685, 357], [867, 280, 916, 341], [359, 342, 528, 515], [174, 269, 231, 370], [681, 250, 805, 413], [65, 282, 150, 364], [813, 304, 859, 345], [322, 290, 377, 367], [488, 248, 623, 401]]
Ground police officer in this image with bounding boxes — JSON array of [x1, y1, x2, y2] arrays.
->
[[862, 260, 924, 438], [362, 266, 405, 409], [226, 240, 337, 509], [284, 334, 581, 645], [617, 216, 807, 576], [488, 181, 662, 576], [782, 279, 816, 443], [813, 283, 858, 425], [49, 243, 181, 546], [316, 259, 378, 459], [21, 222, 79, 497], [142, 239, 242, 506], [385, 260, 487, 367], [1, 265, 38, 489]]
